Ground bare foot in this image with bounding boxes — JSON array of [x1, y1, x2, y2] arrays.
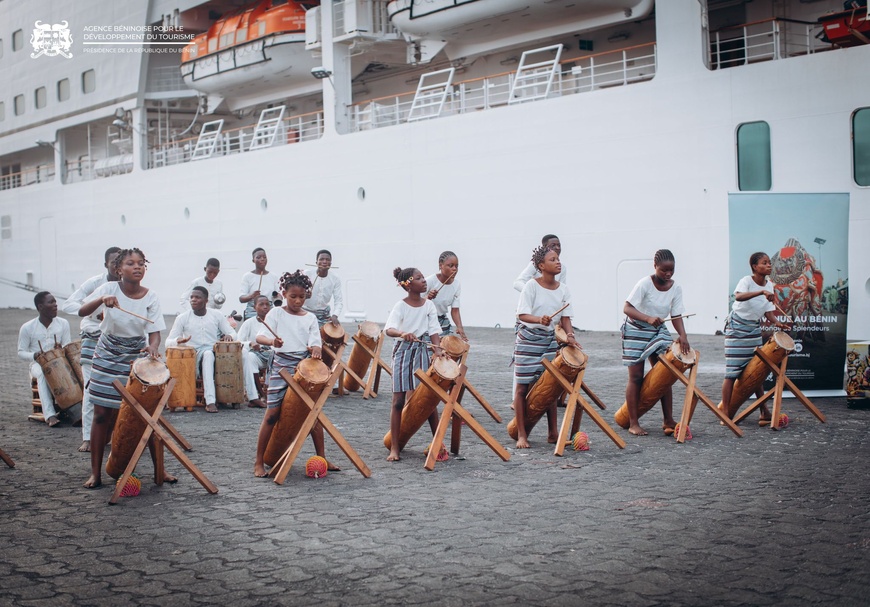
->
[[662, 423, 675, 436], [326, 460, 341, 472], [162, 473, 178, 484], [387, 450, 401, 461], [205, 403, 218, 413], [83, 475, 102, 489], [247, 399, 266, 409], [516, 437, 530, 449], [254, 464, 268, 478], [46, 416, 60, 427], [78, 441, 91, 453], [628, 425, 648, 436]]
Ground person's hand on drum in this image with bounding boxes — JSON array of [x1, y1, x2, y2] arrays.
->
[[219, 335, 234, 342], [539, 315, 552, 327], [456, 327, 468, 342], [330, 315, 340, 326], [677, 334, 690, 355], [567, 336, 582, 350], [101, 295, 119, 308], [141, 344, 160, 358], [309, 345, 322, 359], [177, 334, 191, 345]]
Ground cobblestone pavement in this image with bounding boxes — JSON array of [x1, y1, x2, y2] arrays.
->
[[1, 309, 869, 606]]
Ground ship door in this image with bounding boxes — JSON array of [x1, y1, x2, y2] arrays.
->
[[38, 217, 58, 292]]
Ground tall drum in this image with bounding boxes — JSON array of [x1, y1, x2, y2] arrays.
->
[[106, 358, 170, 479], [320, 323, 346, 367], [343, 322, 380, 391], [214, 341, 246, 404], [614, 343, 697, 429], [166, 346, 197, 410], [63, 341, 84, 387], [383, 357, 460, 451], [35, 347, 83, 411], [721, 332, 795, 418], [507, 346, 588, 440], [263, 358, 331, 467]]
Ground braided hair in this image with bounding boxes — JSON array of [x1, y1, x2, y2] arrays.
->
[[438, 250, 457, 264], [393, 267, 416, 291], [278, 270, 312, 293], [653, 249, 675, 267], [112, 248, 149, 274], [749, 251, 768, 268], [531, 244, 553, 270]]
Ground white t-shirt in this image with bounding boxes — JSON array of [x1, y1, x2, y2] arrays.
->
[[625, 276, 685, 320], [731, 275, 776, 322], [303, 270, 343, 317], [166, 309, 236, 349], [516, 280, 573, 330], [88, 282, 166, 337], [384, 300, 442, 338], [180, 276, 225, 311], [513, 261, 567, 293], [239, 271, 280, 302], [425, 273, 461, 316], [236, 316, 261, 349], [257, 307, 321, 353]]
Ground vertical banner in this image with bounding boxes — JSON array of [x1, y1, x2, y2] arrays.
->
[[728, 193, 849, 393]]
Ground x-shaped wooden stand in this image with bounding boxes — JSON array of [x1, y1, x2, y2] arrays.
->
[[731, 348, 826, 428], [660, 352, 744, 443], [321, 338, 349, 397], [0, 446, 14, 468], [347, 331, 393, 399], [269, 366, 371, 484], [545, 358, 626, 455], [108, 378, 218, 505], [414, 365, 510, 470], [445, 348, 502, 454]]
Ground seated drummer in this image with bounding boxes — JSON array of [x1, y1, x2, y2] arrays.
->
[[236, 294, 274, 408], [166, 287, 265, 412], [17, 291, 73, 427]]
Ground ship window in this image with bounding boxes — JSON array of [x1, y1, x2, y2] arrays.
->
[[14, 94, 24, 116], [35, 87, 47, 109], [82, 69, 96, 94], [853, 108, 870, 187], [57, 78, 70, 101], [236, 28, 247, 43], [1, 216, 11, 240], [0, 102, 4, 122], [0, 39, 4, 58], [208, 37, 217, 53], [12, 30, 23, 52], [736, 121, 771, 191], [259, 21, 266, 37], [1, 165, 21, 190], [220, 33, 233, 48]]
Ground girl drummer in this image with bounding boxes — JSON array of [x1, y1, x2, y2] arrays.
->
[[426, 250, 467, 340], [511, 245, 580, 449], [385, 267, 445, 462], [239, 247, 280, 320], [78, 248, 170, 489], [721, 252, 790, 425], [253, 270, 336, 478], [622, 249, 690, 436]]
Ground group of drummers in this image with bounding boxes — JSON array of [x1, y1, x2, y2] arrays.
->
[[17, 234, 791, 487]]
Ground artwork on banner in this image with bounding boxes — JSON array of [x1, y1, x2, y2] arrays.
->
[[728, 193, 849, 393]]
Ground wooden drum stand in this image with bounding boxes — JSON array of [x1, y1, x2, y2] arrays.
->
[[0, 446, 14, 468]]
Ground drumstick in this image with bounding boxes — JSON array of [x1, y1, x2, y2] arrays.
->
[[257, 318, 281, 341], [411, 337, 440, 351], [549, 302, 570, 319], [664, 313, 696, 322], [773, 302, 793, 320], [38, 340, 44, 353], [113, 305, 155, 324], [431, 270, 458, 296], [257, 273, 263, 293]]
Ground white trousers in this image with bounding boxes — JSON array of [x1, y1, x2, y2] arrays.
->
[[202, 350, 260, 404], [81, 361, 93, 440], [30, 362, 58, 420]]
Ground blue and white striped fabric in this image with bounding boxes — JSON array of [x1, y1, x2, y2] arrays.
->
[[512, 323, 558, 385], [312, 306, 331, 328], [723, 312, 762, 379], [621, 318, 672, 367], [266, 350, 309, 409], [79, 330, 101, 365], [88, 333, 146, 409], [391, 334, 432, 393], [437, 314, 452, 336]]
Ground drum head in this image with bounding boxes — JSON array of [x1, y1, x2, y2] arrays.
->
[[432, 356, 460, 380], [670, 342, 697, 365], [440, 335, 468, 359], [358, 321, 380, 340], [297, 357, 330, 384], [322, 323, 346, 341], [132, 358, 171, 386], [561, 346, 587, 369], [37, 348, 64, 363], [554, 326, 568, 344], [773, 331, 795, 352], [64, 341, 82, 354]]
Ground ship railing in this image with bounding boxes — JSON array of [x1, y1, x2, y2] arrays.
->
[[350, 42, 657, 131], [147, 110, 324, 169], [709, 17, 827, 69], [64, 158, 95, 184], [0, 164, 55, 190]]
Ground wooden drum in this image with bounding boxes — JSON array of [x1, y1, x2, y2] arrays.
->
[[721, 331, 795, 418], [63, 341, 84, 387], [35, 347, 83, 411], [507, 346, 588, 440], [320, 323, 346, 366], [166, 346, 197, 410], [106, 358, 170, 479], [440, 335, 469, 362], [214, 341, 246, 404], [343, 321, 380, 391], [383, 357, 461, 452], [614, 343, 697, 428], [263, 358, 331, 467]]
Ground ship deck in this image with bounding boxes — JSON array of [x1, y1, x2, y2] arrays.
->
[[1, 309, 868, 606]]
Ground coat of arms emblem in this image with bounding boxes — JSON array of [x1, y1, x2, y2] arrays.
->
[[30, 21, 73, 59]]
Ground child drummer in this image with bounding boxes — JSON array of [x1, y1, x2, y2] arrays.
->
[[179, 258, 225, 312], [426, 250, 467, 340], [236, 294, 274, 407], [511, 245, 580, 449], [239, 247, 279, 320], [303, 249, 343, 327]]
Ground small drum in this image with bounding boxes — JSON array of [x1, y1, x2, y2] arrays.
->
[[554, 325, 569, 345], [263, 358, 331, 467], [63, 341, 84, 387], [343, 321, 381, 391], [722, 331, 795, 418], [440, 335, 469, 362], [320, 322, 346, 366], [507, 346, 588, 440], [614, 343, 697, 429], [106, 358, 171, 479], [35, 347, 83, 411], [214, 341, 246, 404], [383, 357, 461, 452], [166, 346, 197, 411]]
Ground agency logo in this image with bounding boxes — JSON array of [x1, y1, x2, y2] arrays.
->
[[30, 21, 73, 59]]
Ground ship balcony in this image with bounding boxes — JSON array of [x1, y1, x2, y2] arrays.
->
[[708, 17, 832, 69]]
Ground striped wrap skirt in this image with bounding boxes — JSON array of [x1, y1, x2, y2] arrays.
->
[[723, 312, 762, 379], [312, 307, 331, 327], [512, 324, 558, 385], [88, 333, 146, 410], [391, 334, 432, 393], [266, 350, 309, 409], [79, 330, 101, 366], [437, 314, 452, 336], [621, 318, 673, 367]]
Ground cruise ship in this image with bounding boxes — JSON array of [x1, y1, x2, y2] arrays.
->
[[1, 0, 868, 341]]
